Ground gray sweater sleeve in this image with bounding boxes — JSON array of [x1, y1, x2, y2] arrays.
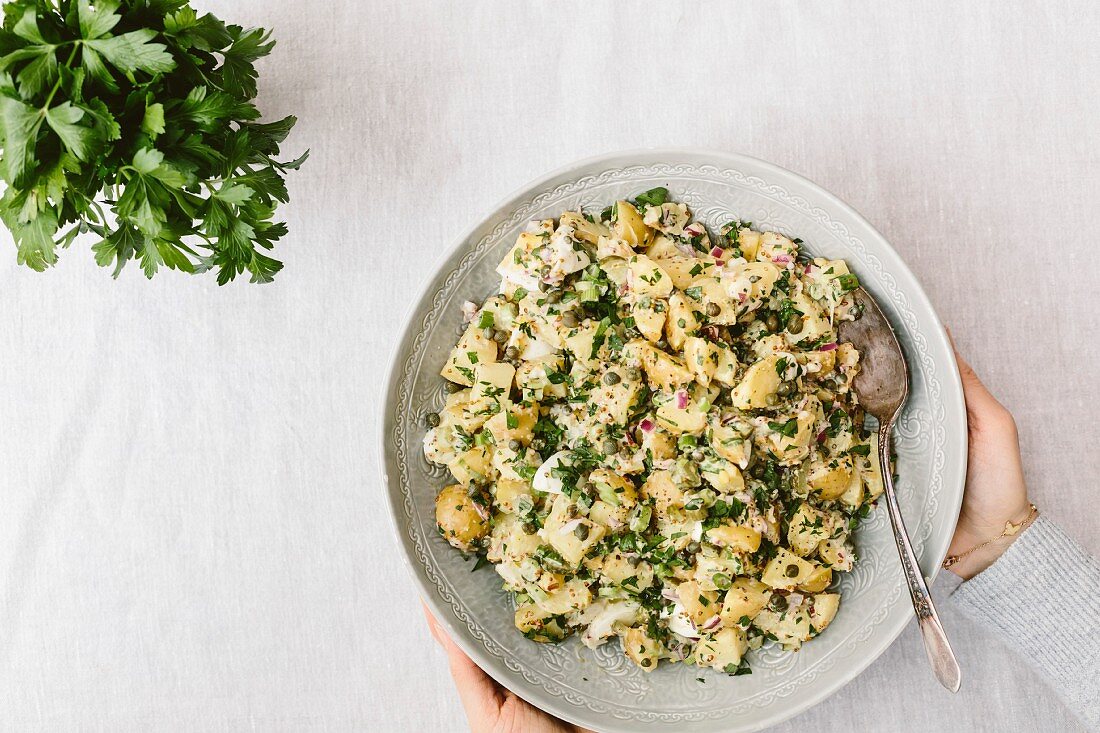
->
[[950, 515, 1100, 730]]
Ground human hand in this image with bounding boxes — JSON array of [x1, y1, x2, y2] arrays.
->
[[423, 604, 594, 733], [946, 335, 1032, 580]]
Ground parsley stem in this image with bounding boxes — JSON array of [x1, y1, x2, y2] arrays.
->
[[41, 42, 80, 111]]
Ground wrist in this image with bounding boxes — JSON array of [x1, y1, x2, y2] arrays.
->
[[945, 501, 1037, 581]]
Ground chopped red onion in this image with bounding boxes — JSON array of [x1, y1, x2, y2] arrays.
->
[[710, 246, 724, 258], [701, 614, 723, 631], [772, 254, 791, 264], [676, 390, 689, 409], [820, 342, 838, 352], [639, 418, 655, 433]]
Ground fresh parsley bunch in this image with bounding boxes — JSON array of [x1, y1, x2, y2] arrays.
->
[[0, 0, 306, 283]]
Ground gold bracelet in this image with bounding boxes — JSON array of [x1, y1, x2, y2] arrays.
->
[[942, 503, 1039, 570]]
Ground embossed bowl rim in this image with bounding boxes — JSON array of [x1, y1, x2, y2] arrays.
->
[[378, 148, 966, 732]]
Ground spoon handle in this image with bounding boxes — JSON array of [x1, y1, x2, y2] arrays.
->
[[878, 422, 962, 693]]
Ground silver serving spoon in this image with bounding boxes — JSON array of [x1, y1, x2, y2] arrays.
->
[[838, 288, 962, 693]]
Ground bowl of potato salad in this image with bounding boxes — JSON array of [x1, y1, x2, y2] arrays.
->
[[380, 150, 966, 732]]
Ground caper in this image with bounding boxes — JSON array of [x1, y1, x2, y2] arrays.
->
[[522, 521, 538, 535], [690, 449, 705, 463], [424, 412, 441, 428], [537, 279, 549, 292], [628, 554, 642, 567], [770, 594, 788, 611], [750, 462, 765, 479], [656, 339, 668, 350], [545, 289, 562, 304], [776, 381, 795, 397], [481, 327, 494, 340], [602, 439, 618, 456], [567, 503, 579, 518], [685, 541, 701, 554], [444, 381, 464, 394], [603, 371, 621, 386], [574, 523, 590, 540], [713, 573, 732, 590], [562, 312, 579, 328], [492, 329, 508, 344], [627, 367, 643, 381], [765, 314, 781, 332], [765, 393, 779, 406], [508, 439, 522, 452], [705, 302, 721, 317], [641, 657, 652, 668], [786, 314, 804, 334], [785, 563, 800, 578]]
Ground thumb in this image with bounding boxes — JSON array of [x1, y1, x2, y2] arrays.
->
[[946, 329, 1008, 428]]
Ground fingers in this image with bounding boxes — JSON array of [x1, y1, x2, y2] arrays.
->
[[422, 603, 501, 730]]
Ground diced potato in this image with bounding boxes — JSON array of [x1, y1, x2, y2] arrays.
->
[[645, 234, 683, 260], [484, 400, 539, 446], [685, 276, 738, 325], [787, 502, 829, 556], [612, 201, 651, 246], [559, 211, 610, 244], [534, 577, 593, 615], [737, 228, 762, 260], [698, 455, 746, 494], [638, 424, 677, 461], [683, 337, 721, 386], [656, 393, 708, 436], [494, 478, 534, 514], [447, 446, 495, 486], [486, 513, 541, 564], [654, 256, 711, 289], [756, 231, 798, 263], [515, 602, 567, 643], [628, 255, 674, 298], [641, 470, 684, 517], [808, 455, 855, 501], [712, 344, 739, 387], [588, 469, 638, 508], [665, 293, 702, 350], [621, 626, 661, 671], [676, 580, 719, 626], [860, 433, 886, 501], [705, 523, 760, 552], [562, 321, 607, 366], [642, 202, 690, 235], [720, 577, 771, 624], [761, 548, 817, 589], [542, 495, 606, 567], [596, 235, 635, 261], [588, 499, 629, 530], [589, 368, 644, 426], [837, 462, 865, 507], [435, 484, 489, 551], [817, 538, 854, 571], [695, 627, 748, 671], [597, 550, 654, 589], [729, 355, 783, 409], [632, 298, 667, 342], [799, 566, 833, 593], [441, 321, 498, 386], [809, 593, 840, 633], [753, 605, 813, 649], [708, 422, 751, 468], [785, 292, 832, 346], [627, 341, 693, 392]]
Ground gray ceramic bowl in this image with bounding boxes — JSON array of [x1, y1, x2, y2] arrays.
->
[[379, 150, 966, 732]]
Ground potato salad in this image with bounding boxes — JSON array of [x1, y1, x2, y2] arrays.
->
[[423, 189, 885, 675]]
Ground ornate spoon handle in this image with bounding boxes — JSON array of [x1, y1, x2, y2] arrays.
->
[[879, 422, 962, 692]]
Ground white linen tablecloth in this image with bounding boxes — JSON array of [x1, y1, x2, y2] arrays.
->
[[3, 1, 1097, 731]]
